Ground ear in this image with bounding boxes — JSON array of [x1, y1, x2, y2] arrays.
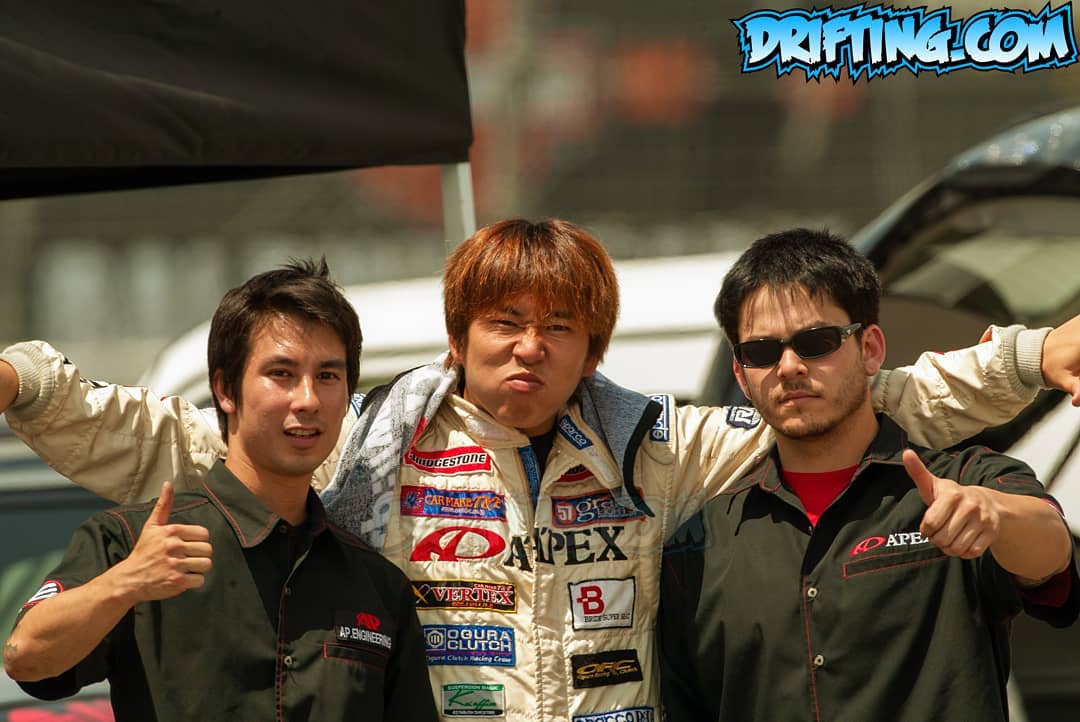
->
[[447, 334, 464, 366], [211, 369, 237, 414], [732, 356, 752, 401], [861, 324, 887, 376]]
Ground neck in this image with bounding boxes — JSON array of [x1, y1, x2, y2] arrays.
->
[[223, 455, 310, 525], [774, 405, 878, 473]]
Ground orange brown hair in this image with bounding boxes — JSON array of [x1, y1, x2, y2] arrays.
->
[[443, 218, 619, 360]]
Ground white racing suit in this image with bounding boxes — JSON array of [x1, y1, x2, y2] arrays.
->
[[1, 325, 1051, 721]]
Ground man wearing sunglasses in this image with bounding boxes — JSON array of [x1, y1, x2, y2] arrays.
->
[[658, 228, 1079, 722]]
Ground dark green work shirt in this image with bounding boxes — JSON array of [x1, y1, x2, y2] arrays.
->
[[18, 462, 437, 722], [659, 415, 1080, 722]]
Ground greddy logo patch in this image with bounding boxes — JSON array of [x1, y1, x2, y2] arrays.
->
[[411, 527, 508, 561], [424, 624, 515, 667], [336, 611, 393, 651], [442, 683, 505, 717], [405, 445, 492, 475], [726, 406, 761, 429], [24, 580, 63, 608], [571, 649, 643, 688], [413, 580, 517, 613], [558, 416, 593, 449], [569, 578, 635, 630], [573, 707, 655, 722], [850, 531, 931, 556], [552, 490, 646, 528], [400, 486, 506, 521]]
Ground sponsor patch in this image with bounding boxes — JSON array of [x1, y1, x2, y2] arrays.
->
[[648, 394, 671, 442], [571, 649, 644, 689], [552, 490, 646, 528], [424, 624, 515, 667], [850, 531, 931, 556], [411, 527, 508, 562], [557, 464, 594, 483], [405, 445, 493, 476], [349, 392, 364, 417], [335, 610, 393, 651], [413, 580, 517, 613], [558, 416, 593, 450], [24, 580, 63, 608], [400, 485, 506, 521], [442, 683, 506, 717], [726, 406, 761, 429], [569, 578, 635, 630], [572, 707, 655, 722]]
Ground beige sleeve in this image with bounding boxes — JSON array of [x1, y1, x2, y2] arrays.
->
[[871, 324, 1049, 449], [2, 341, 224, 503], [2, 341, 348, 501]]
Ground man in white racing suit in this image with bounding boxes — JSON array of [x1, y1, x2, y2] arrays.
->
[[4, 218, 1080, 722]]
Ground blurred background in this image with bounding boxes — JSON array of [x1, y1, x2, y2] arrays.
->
[[3, 0, 1079, 381]]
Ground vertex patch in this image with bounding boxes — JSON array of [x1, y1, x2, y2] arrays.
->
[[648, 394, 671, 442], [558, 416, 593, 450], [569, 578, 635, 630], [552, 490, 646, 528], [726, 406, 761, 429], [24, 580, 63, 608], [557, 464, 594, 483], [404, 445, 493, 475], [570, 649, 643, 688], [413, 579, 517, 613], [442, 682, 506, 717], [400, 485, 506, 521], [423, 624, 515, 667], [573, 707, 654, 722], [335, 610, 392, 651]]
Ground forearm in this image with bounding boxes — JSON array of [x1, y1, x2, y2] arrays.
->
[[990, 493, 1073, 585], [4, 567, 137, 681], [873, 324, 1047, 448]]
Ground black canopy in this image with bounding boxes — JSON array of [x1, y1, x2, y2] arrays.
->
[[0, 0, 472, 198]]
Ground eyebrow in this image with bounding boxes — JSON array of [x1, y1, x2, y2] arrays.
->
[[496, 307, 574, 319], [263, 355, 347, 369]]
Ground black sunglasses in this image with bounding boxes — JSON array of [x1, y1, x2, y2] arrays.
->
[[733, 323, 862, 368]]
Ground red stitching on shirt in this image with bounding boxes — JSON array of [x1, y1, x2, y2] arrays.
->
[[323, 643, 389, 670], [843, 553, 947, 579]]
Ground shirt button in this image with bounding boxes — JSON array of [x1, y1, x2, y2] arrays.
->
[[284, 586, 292, 597], [277, 523, 288, 534], [813, 654, 825, 668], [807, 586, 818, 600], [283, 655, 294, 668]]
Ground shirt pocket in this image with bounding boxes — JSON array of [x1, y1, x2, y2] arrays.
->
[[323, 641, 390, 672], [842, 546, 947, 579]]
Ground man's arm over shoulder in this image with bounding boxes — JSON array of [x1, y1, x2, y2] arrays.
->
[[1, 341, 223, 503], [872, 324, 1053, 448]]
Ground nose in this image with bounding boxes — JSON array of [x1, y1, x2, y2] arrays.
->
[[775, 345, 807, 379], [291, 374, 320, 414], [513, 325, 545, 364]]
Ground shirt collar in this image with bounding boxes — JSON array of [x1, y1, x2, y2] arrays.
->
[[199, 461, 328, 548]]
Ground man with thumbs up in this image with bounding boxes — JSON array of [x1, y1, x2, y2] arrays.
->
[[3, 259, 437, 721], [659, 229, 1079, 722]]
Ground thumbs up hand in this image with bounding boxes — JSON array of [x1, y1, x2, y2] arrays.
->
[[903, 449, 1001, 560], [115, 481, 213, 603]]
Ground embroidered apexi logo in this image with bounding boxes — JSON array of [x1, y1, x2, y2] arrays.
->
[[335, 611, 393, 651], [849, 531, 932, 556], [557, 464, 594, 483], [558, 416, 593, 449], [410, 527, 508, 562], [424, 624, 516, 667], [400, 485, 506, 521], [569, 578, 635, 630], [413, 580, 517, 613], [404, 445, 493, 475], [570, 649, 644, 688]]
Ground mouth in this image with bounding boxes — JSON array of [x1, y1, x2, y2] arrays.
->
[[285, 427, 322, 438], [507, 372, 543, 392], [779, 391, 816, 403]]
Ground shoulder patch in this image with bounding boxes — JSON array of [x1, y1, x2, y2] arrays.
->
[[558, 416, 593, 450], [648, 394, 671, 442], [349, 393, 365, 417], [726, 406, 761, 429]]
